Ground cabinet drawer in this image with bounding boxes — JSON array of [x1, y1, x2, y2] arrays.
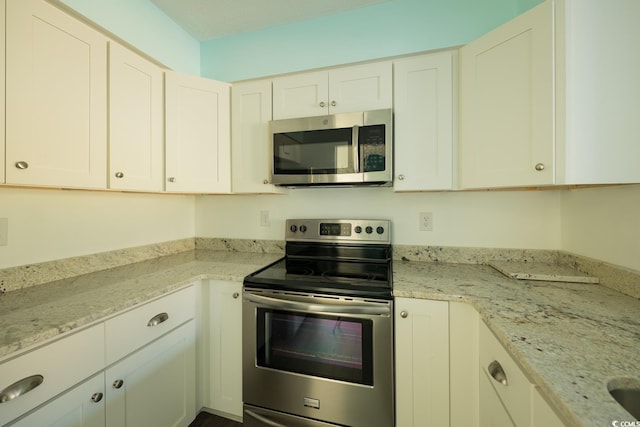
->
[[479, 321, 533, 427], [0, 324, 105, 426], [105, 285, 195, 365]]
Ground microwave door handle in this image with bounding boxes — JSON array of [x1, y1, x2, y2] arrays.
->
[[352, 125, 360, 173]]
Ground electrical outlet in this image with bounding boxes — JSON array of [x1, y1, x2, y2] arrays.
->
[[419, 212, 433, 231], [260, 210, 271, 227], [0, 218, 7, 246]]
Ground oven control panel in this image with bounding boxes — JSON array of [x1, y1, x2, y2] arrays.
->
[[285, 219, 390, 243]]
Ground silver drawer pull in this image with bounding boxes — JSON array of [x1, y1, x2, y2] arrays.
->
[[488, 360, 508, 386], [15, 161, 29, 170], [147, 312, 169, 327], [0, 375, 44, 403], [112, 379, 124, 389], [91, 392, 103, 403]]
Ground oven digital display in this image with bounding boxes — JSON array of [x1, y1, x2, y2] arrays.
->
[[320, 222, 351, 236]]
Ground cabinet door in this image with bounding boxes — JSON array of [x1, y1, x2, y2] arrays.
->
[[459, 1, 553, 189], [393, 52, 455, 191], [5, 0, 107, 189], [272, 71, 328, 119], [8, 374, 106, 427], [329, 61, 392, 114], [208, 281, 243, 418], [105, 321, 196, 427], [231, 80, 284, 194], [108, 42, 164, 192], [479, 369, 516, 427], [395, 298, 449, 427], [165, 71, 231, 193]]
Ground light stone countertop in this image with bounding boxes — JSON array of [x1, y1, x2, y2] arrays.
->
[[393, 260, 640, 427], [1, 250, 638, 427]]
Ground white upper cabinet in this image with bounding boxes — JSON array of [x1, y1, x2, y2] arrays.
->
[[459, 1, 553, 188], [108, 42, 164, 192], [393, 51, 456, 191], [272, 61, 392, 119], [231, 79, 284, 193], [5, 0, 108, 189], [165, 71, 231, 193], [459, 0, 640, 189]]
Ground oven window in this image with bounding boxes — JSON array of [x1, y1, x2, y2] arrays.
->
[[256, 309, 374, 385]]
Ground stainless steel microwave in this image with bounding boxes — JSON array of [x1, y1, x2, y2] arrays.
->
[[269, 109, 393, 186]]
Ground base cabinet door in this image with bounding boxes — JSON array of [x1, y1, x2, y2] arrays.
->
[[395, 298, 449, 426], [8, 374, 106, 427], [207, 281, 243, 418], [105, 321, 196, 427]]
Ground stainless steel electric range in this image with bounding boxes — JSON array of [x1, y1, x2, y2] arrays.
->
[[242, 219, 394, 427]]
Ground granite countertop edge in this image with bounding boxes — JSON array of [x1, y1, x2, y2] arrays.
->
[[1, 250, 638, 427]]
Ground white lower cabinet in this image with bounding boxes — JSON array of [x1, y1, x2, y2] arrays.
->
[[479, 320, 567, 427], [105, 320, 196, 427], [394, 298, 450, 426], [8, 374, 106, 427], [203, 280, 243, 419], [1, 285, 197, 427], [0, 324, 105, 426]]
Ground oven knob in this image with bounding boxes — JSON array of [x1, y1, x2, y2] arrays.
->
[[365, 226, 373, 234], [300, 225, 307, 233], [290, 225, 297, 232], [377, 226, 385, 235], [354, 226, 362, 234]]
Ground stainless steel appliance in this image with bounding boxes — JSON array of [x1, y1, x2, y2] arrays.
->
[[269, 109, 393, 186], [243, 219, 394, 427]]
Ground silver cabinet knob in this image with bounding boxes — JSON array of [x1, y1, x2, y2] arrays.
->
[[400, 311, 408, 318], [112, 379, 124, 389], [168, 177, 176, 183], [319, 101, 326, 108], [91, 392, 104, 403], [397, 174, 405, 181], [232, 292, 239, 299], [330, 100, 337, 107], [534, 163, 545, 171], [263, 179, 269, 185], [15, 161, 29, 170], [488, 360, 508, 386], [115, 172, 124, 178]]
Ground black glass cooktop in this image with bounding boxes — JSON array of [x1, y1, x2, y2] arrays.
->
[[244, 242, 392, 299]]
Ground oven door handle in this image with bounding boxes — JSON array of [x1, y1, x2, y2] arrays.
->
[[244, 292, 391, 316]]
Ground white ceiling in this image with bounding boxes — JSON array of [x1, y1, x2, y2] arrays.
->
[[150, 0, 392, 41]]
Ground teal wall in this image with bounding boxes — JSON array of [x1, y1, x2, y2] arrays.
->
[[58, 0, 200, 75], [200, 0, 531, 82], [55, 0, 544, 81]]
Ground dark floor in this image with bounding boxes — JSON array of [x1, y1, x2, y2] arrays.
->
[[189, 412, 242, 427]]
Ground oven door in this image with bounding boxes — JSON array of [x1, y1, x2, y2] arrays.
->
[[242, 288, 394, 427]]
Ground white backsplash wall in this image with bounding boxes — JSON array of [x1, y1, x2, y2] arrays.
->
[[561, 184, 640, 272], [195, 187, 562, 249], [0, 188, 195, 269]]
